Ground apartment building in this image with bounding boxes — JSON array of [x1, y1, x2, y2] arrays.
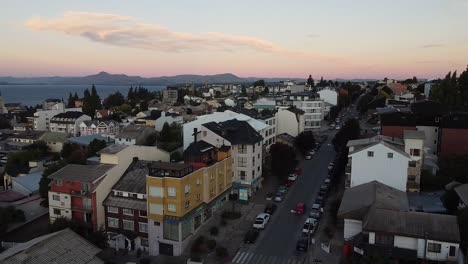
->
[[146, 145, 232, 256], [346, 132, 424, 192], [80, 120, 120, 136], [280, 92, 324, 130], [162, 87, 178, 105], [200, 119, 263, 198], [275, 107, 305, 137], [49, 111, 91, 136], [33, 102, 82, 131], [48, 144, 170, 231]]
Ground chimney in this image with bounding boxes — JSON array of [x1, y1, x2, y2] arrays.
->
[[193, 128, 198, 143]]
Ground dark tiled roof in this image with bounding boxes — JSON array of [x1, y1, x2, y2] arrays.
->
[[97, 144, 128, 154], [115, 125, 152, 139], [286, 106, 305, 115], [103, 195, 146, 211], [184, 140, 215, 157], [410, 100, 447, 116], [48, 164, 115, 183], [112, 160, 150, 194], [202, 119, 263, 145], [51, 111, 86, 120]]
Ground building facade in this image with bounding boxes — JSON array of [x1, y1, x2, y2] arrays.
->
[[275, 107, 305, 137], [80, 120, 120, 136], [49, 111, 91, 136], [162, 87, 178, 105], [280, 92, 324, 130], [146, 147, 232, 256]]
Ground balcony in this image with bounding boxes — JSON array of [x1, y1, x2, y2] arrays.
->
[[70, 189, 91, 197]]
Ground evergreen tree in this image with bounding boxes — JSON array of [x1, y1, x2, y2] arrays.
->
[[306, 75, 314, 87], [67, 93, 75, 108]]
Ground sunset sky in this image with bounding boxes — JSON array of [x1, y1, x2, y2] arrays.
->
[[1, 0, 468, 79]]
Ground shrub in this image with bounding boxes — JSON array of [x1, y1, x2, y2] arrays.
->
[[215, 246, 228, 258], [206, 239, 217, 251], [210, 226, 219, 236]]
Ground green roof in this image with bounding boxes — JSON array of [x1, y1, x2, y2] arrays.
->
[[39, 132, 67, 143]]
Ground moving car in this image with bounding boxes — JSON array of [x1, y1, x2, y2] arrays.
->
[[302, 218, 318, 234], [274, 192, 284, 202], [292, 202, 306, 215], [253, 213, 270, 229], [264, 203, 277, 215], [296, 236, 310, 251], [244, 229, 260, 244]]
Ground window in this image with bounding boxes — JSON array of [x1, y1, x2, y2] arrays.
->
[[167, 187, 176, 197], [435, 128, 438, 133], [258, 153, 260, 159], [108, 217, 119, 228], [367, 151, 374, 157], [153, 221, 160, 226], [107, 206, 118, 213], [141, 238, 149, 247], [139, 222, 148, 233], [185, 200, 190, 208], [238, 157, 247, 167], [434, 140, 437, 144], [196, 193, 200, 201], [196, 178, 201, 185], [387, 153, 393, 158], [149, 186, 163, 198], [427, 242, 441, 253], [449, 246, 456, 256], [238, 145, 247, 154], [184, 184, 190, 194], [123, 220, 134, 231], [53, 208, 61, 215], [409, 161, 417, 167], [239, 170, 246, 180], [258, 166, 260, 172], [123, 208, 133, 216], [168, 204, 176, 212], [410, 149, 421, 157], [149, 203, 163, 215], [52, 194, 60, 201], [139, 210, 147, 217], [54, 179, 62, 186]]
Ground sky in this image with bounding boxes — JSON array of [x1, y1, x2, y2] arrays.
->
[[1, 0, 468, 79]]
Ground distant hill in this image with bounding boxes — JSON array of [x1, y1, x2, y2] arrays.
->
[[0, 72, 300, 85]]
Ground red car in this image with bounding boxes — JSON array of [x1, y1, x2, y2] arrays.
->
[[291, 202, 305, 215], [285, 180, 294, 187], [295, 168, 302, 176]]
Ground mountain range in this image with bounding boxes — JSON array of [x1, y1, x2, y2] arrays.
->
[[0, 72, 301, 86], [0, 72, 378, 86]]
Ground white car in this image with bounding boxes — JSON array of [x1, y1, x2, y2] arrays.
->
[[335, 125, 341, 130], [253, 213, 270, 229], [302, 218, 318, 234], [288, 174, 297, 181], [305, 154, 312, 160]]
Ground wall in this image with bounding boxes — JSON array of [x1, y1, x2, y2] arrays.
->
[[349, 143, 409, 191], [381, 125, 417, 139], [33, 109, 62, 131], [275, 108, 303, 137], [416, 126, 439, 155], [394, 235, 418, 251], [440, 128, 468, 158], [425, 239, 459, 261], [317, 89, 338, 106], [343, 219, 362, 240], [48, 191, 72, 221]]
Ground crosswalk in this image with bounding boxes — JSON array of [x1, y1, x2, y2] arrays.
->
[[231, 250, 305, 264]]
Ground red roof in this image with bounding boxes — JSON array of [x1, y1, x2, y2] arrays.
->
[[96, 109, 111, 118]]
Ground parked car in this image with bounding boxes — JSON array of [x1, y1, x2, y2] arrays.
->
[[315, 196, 325, 206], [311, 203, 321, 211], [274, 192, 284, 202], [253, 213, 270, 229], [320, 184, 328, 191], [292, 202, 306, 215], [244, 229, 259, 244], [335, 125, 341, 130], [309, 208, 321, 220], [302, 218, 318, 234], [264, 203, 277, 215], [266, 192, 274, 201], [285, 179, 294, 187], [324, 178, 331, 185], [277, 185, 288, 194], [295, 168, 302, 176], [309, 150, 315, 156], [305, 154, 312, 160], [288, 173, 297, 181], [328, 163, 334, 170], [296, 236, 310, 251]]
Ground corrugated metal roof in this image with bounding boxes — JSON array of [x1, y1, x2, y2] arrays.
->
[[103, 196, 146, 211], [48, 164, 115, 183]]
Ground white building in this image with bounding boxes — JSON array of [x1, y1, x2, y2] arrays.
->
[[346, 133, 424, 192], [49, 111, 91, 136], [200, 119, 263, 198], [257, 115, 276, 150], [182, 110, 268, 150], [33, 102, 82, 131], [154, 112, 183, 132], [115, 125, 155, 146], [317, 88, 338, 106], [80, 120, 120, 136], [275, 107, 305, 137], [282, 92, 324, 130]]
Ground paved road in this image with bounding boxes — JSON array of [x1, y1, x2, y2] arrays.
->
[[231, 130, 338, 264]]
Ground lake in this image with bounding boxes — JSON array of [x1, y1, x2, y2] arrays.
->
[[0, 84, 166, 106]]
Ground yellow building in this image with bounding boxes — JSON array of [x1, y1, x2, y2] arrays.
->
[[146, 142, 232, 256]]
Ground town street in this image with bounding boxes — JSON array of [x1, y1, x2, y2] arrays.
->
[[231, 129, 338, 264]]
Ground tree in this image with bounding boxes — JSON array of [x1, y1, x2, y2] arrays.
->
[[103, 92, 125, 108], [214, 90, 222, 98], [88, 139, 107, 157], [61, 143, 86, 164], [140, 100, 148, 111], [253, 80, 265, 87], [295, 131, 315, 155], [241, 86, 247, 96], [332, 118, 360, 151], [67, 93, 75, 108], [458, 207, 468, 252], [269, 143, 296, 181], [306, 75, 314, 87], [0, 206, 25, 234], [439, 155, 468, 183], [49, 217, 107, 248], [82, 85, 102, 117]]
